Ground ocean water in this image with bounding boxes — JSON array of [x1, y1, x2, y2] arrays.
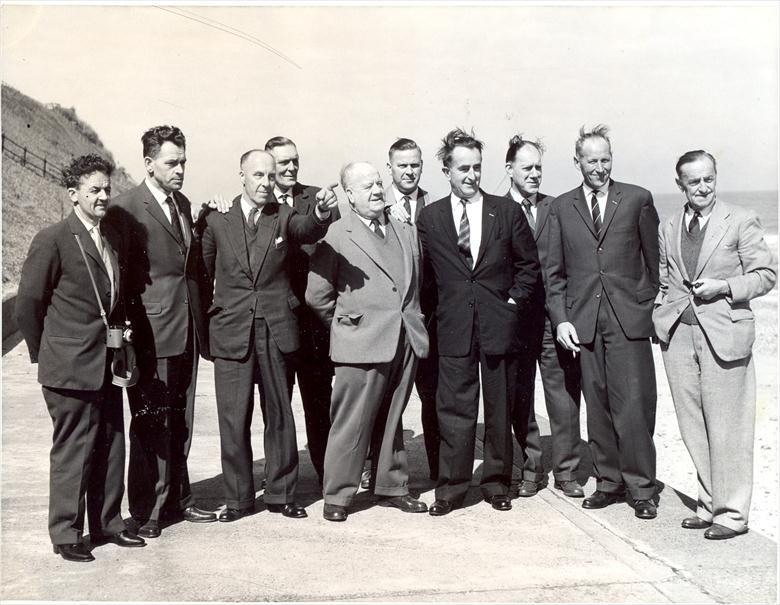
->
[[654, 190, 777, 235]]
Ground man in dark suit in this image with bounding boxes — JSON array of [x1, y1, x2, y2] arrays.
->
[[654, 150, 776, 539], [546, 124, 660, 519], [200, 149, 338, 521], [265, 136, 340, 484], [383, 138, 440, 482], [504, 135, 583, 499], [417, 128, 539, 515], [106, 125, 215, 538], [16, 154, 145, 562], [306, 161, 429, 522]]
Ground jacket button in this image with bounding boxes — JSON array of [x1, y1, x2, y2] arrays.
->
[[468, 302, 474, 308], [598, 247, 603, 252], [184, 298, 189, 305], [599, 270, 605, 275], [596, 293, 601, 298], [392, 287, 397, 292]]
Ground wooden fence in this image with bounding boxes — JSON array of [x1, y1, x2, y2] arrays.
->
[[1, 133, 65, 184]]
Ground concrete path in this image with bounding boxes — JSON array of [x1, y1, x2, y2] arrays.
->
[[1, 340, 776, 603]]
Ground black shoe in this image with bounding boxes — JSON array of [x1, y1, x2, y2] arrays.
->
[[517, 480, 540, 497], [429, 499, 453, 516], [582, 490, 623, 509], [633, 499, 657, 519], [53, 543, 94, 562], [485, 494, 512, 511], [681, 516, 712, 530], [267, 503, 308, 518], [554, 480, 585, 498], [360, 470, 371, 490], [323, 504, 348, 522], [218, 506, 254, 523], [92, 530, 146, 548], [378, 495, 428, 513], [137, 520, 161, 539], [182, 506, 217, 523], [704, 523, 748, 540]]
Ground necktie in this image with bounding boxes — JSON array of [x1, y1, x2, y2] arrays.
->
[[522, 199, 536, 232], [280, 193, 291, 207], [457, 199, 472, 266], [370, 219, 384, 239], [247, 207, 259, 233], [166, 195, 185, 244], [688, 209, 701, 235], [93, 224, 115, 307], [402, 195, 412, 220], [590, 192, 602, 234]]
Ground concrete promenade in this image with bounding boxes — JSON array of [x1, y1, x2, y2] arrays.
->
[[1, 338, 776, 603]]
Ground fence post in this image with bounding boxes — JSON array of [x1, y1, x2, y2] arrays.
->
[[43, 158, 47, 178], [22, 147, 27, 166], [1, 133, 4, 152]]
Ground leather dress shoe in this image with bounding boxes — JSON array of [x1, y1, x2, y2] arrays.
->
[[517, 480, 540, 497], [554, 480, 585, 498], [137, 520, 161, 539], [582, 490, 623, 509], [53, 543, 94, 562], [633, 499, 657, 519], [378, 495, 428, 513], [267, 503, 308, 518], [323, 504, 348, 522], [218, 506, 254, 522], [485, 494, 512, 511], [92, 530, 146, 547], [428, 499, 453, 516], [704, 523, 748, 540], [360, 470, 371, 489], [681, 516, 712, 530], [182, 505, 217, 523]]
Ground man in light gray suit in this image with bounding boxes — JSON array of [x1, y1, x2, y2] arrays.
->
[[653, 150, 776, 540], [307, 161, 430, 522]]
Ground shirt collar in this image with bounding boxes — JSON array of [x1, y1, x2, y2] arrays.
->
[[352, 208, 385, 228], [144, 177, 171, 205], [74, 204, 100, 231], [582, 182, 608, 200], [240, 194, 261, 219], [509, 188, 537, 206], [450, 191, 482, 208], [686, 198, 717, 218], [392, 184, 418, 203], [274, 186, 293, 202]]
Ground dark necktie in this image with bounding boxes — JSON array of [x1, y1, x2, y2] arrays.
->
[[522, 199, 536, 232], [280, 193, 291, 207], [590, 192, 602, 234], [166, 195, 185, 244], [688, 209, 701, 235], [370, 219, 384, 239], [457, 199, 472, 266], [402, 195, 412, 220], [247, 207, 259, 233]]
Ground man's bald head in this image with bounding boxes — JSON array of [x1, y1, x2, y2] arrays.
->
[[240, 149, 276, 206]]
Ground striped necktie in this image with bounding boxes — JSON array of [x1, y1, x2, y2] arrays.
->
[[457, 199, 472, 266], [590, 192, 602, 234]]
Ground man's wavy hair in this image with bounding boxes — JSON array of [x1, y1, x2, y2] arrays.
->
[[574, 124, 611, 158], [141, 125, 186, 158], [505, 134, 546, 163], [61, 154, 114, 189], [436, 128, 483, 168]]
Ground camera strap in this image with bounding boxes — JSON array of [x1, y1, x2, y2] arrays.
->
[[74, 233, 109, 329]]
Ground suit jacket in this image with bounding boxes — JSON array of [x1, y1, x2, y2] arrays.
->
[[384, 186, 432, 224], [504, 190, 555, 314], [105, 182, 209, 359], [284, 183, 341, 304], [416, 191, 540, 357], [546, 179, 660, 343], [201, 197, 329, 359], [15, 211, 127, 390], [652, 199, 776, 362], [306, 211, 429, 364]]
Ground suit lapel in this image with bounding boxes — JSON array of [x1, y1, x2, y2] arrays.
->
[[670, 209, 686, 279], [599, 182, 621, 243], [142, 184, 183, 245], [474, 194, 497, 269], [414, 189, 428, 223], [694, 201, 730, 278], [534, 194, 551, 241], [437, 196, 460, 251], [226, 201, 253, 280], [347, 212, 395, 284], [102, 223, 121, 313], [252, 203, 279, 283], [391, 218, 414, 299], [67, 212, 111, 308], [293, 184, 313, 215], [571, 188, 599, 239]]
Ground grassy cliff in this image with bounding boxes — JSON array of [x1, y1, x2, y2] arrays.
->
[[1, 83, 136, 289]]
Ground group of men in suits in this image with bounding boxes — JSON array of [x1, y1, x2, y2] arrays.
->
[[17, 123, 776, 560]]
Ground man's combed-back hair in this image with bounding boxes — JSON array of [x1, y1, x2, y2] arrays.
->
[[388, 138, 421, 159], [505, 134, 546, 163], [265, 136, 296, 151], [61, 154, 114, 188], [675, 150, 717, 177], [436, 128, 483, 168], [141, 125, 186, 158], [574, 124, 611, 157]]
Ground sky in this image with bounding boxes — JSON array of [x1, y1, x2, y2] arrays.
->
[[1, 2, 778, 205]]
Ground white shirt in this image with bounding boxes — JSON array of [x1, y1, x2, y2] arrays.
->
[[145, 178, 189, 244], [392, 185, 419, 223], [240, 195, 261, 225], [274, 186, 294, 207], [74, 204, 114, 299], [450, 192, 483, 262], [509, 188, 538, 223], [684, 199, 715, 231], [582, 183, 608, 221], [353, 210, 386, 237]]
